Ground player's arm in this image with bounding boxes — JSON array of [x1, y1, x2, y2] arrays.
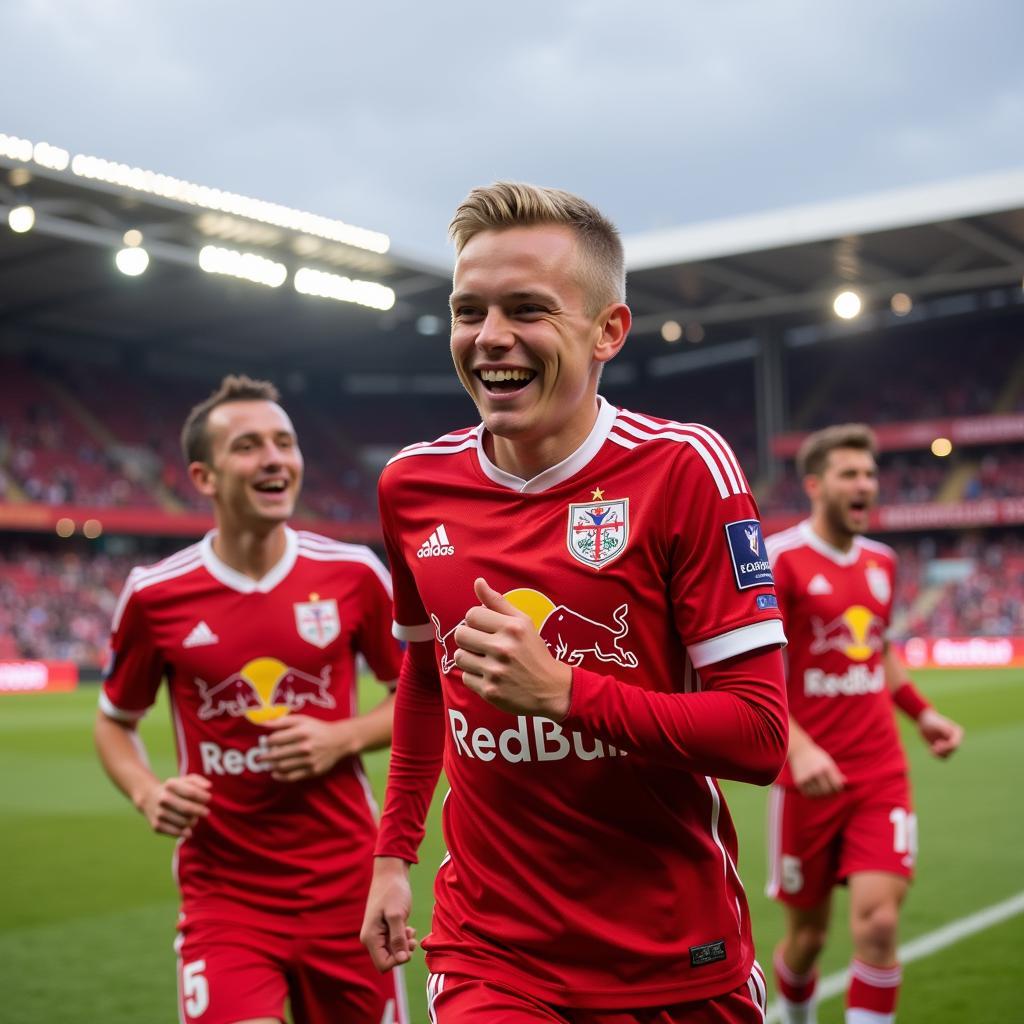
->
[[262, 691, 396, 782], [455, 578, 789, 784], [95, 712, 211, 838], [884, 643, 963, 758], [361, 640, 445, 971], [96, 577, 211, 837]]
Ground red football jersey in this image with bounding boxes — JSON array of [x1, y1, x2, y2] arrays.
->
[[377, 398, 787, 1007], [101, 528, 403, 932], [766, 521, 905, 786]]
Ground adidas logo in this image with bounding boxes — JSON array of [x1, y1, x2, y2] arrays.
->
[[807, 574, 833, 595], [417, 524, 455, 558], [183, 620, 220, 648]]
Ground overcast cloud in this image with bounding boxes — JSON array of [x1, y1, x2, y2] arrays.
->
[[3, 0, 1023, 260]]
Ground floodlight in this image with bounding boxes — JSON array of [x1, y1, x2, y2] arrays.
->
[[198, 245, 287, 288], [890, 292, 913, 316], [931, 438, 953, 457], [8, 205, 35, 233], [115, 246, 150, 276], [660, 320, 683, 343], [294, 267, 395, 311], [833, 290, 862, 320]]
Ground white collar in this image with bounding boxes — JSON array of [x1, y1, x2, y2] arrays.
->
[[475, 395, 618, 494], [800, 520, 862, 566], [200, 526, 299, 594]]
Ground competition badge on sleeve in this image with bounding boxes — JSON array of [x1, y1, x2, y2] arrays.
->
[[294, 596, 341, 649], [724, 519, 774, 590], [567, 494, 629, 569]]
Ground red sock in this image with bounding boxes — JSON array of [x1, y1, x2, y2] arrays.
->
[[774, 947, 818, 1004], [847, 959, 901, 1022]]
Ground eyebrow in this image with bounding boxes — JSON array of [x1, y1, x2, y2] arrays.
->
[[229, 429, 295, 446], [449, 289, 558, 307]]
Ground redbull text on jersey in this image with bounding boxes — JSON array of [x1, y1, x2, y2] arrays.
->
[[200, 736, 272, 776], [804, 663, 885, 697], [449, 709, 626, 764]]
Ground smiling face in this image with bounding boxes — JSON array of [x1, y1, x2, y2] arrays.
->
[[449, 224, 629, 473], [189, 399, 303, 530], [806, 446, 879, 540]]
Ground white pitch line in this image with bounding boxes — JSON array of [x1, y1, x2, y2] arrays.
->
[[765, 890, 1024, 1023]]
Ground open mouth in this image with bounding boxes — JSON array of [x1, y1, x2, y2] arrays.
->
[[253, 480, 288, 494], [848, 500, 868, 514], [476, 368, 537, 394]]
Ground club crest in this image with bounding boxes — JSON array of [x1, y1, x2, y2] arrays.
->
[[567, 498, 629, 569], [294, 598, 341, 649], [866, 564, 891, 605]]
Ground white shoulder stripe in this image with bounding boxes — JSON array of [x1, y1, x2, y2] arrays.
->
[[297, 544, 393, 598], [111, 554, 203, 633], [765, 535, 806, 566], [617, 410, 749, 496], [393, 429, 477, 456], [386, 436, 478, 465], [859, 537, 896, 558], [611, 420, 734, 498], [129, 543, 202, 584]]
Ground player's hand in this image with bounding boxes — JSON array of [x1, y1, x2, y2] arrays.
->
[[453, 577, 572, 720], [917, 708, 963, 759], [137, 774, 211, 838], [361, 857, 418, 972], [789, 742, 846, 797], [261, 715, 359, 781]]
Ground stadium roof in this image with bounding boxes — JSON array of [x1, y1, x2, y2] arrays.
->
[[623, 168, 1024, 343], [1, 130, 1022, 383]]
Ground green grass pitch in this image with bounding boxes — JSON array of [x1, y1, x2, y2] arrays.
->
[[1, 669, 1021, 1023]]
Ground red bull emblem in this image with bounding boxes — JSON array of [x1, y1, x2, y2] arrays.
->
[[567, 497, 629, 569], [196, 657, 335, 723], [294, 598, 340, 649], [809, 605, 885, 663], [432, 588, 639, 674]]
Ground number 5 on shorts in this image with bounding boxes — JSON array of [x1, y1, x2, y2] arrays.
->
[[182, 959, 209, 1018]]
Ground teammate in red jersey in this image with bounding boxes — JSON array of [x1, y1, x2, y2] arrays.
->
[[764, 424, 963, 1024], [360, 183, 790, 1023], [95, 375, 408, 1024]]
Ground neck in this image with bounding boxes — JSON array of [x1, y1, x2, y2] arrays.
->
[[487, 396, 601, 481], [809, 509, 855, 553], [212, 521, 289, 580]]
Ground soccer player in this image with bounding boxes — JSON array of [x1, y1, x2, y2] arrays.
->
[[95, 375, 408, 1024], [764, 424, 964, 1024], [360, 183, 790, 1022]]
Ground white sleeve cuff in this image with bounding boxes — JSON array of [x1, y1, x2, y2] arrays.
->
[[392, 621, 435, 642], [688, 619, 787, 669], [98, 689, 149, 723]]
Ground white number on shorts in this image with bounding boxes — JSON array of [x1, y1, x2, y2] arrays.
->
[[781, 855, 804, 894], [182, 959, 209, 1018], [889, 807, 918, 858]]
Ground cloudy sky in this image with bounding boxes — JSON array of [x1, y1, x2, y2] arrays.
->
[[4, 0, 1023, 261]]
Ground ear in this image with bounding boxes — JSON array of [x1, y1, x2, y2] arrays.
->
[[189, 461, 217, 498], [593, 303, 631, 365], [803, 473, 820, 503]]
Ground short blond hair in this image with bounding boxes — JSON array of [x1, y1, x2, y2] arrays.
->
[[449, 181, 625, 313], [797, 423, 878, 478]]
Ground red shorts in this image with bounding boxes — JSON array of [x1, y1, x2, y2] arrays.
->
[[175, 915, 408, 1024], [765, 773, 916, 908], [424, 965, 768, 1023]]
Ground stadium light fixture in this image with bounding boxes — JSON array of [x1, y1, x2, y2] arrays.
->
[[123, 229, 144, 248], [416, 314, 444, 336], [890, 292, 913, 316], [7, 205, 35, 233], [660, 320, 683, 343], [833, 290, 862, 320], [115, 246, 150, 276], [931, 437, 953, 457], [293, 267, 396, 311], [55, 518, 75, 538], [198, 245, 287, 288], [83, 519, 103, 539], [686, 322, 706, 344]]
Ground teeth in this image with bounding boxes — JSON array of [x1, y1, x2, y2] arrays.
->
[[479, 368, 534, 383]]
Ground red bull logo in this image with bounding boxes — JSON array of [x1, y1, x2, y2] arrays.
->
[[809, 605, 885, 663], [196, 657, 335, 724], [431, 588, 639, 674]]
